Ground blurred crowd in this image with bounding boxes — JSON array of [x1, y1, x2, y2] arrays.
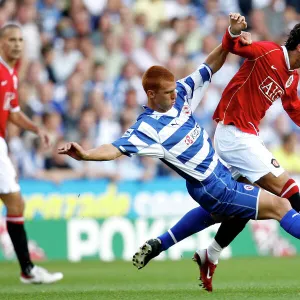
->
[[1, 0, 300, 183]]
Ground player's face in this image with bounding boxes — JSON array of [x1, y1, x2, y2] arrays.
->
[[154, 80, 177, 112], [1, 28, 23, 61]]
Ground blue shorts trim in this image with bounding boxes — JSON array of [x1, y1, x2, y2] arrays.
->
[[186, 163, 260, 219]]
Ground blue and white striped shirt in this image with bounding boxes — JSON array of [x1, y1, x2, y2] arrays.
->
[[113, 64, 223, 182]]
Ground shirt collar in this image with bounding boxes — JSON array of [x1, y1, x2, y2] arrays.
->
[[281, 46, 292, 70], [0, 56, 14, 74], [142, 105, 176, 116]]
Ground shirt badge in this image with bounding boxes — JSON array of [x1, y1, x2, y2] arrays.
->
[[285, 75, 293, 88]]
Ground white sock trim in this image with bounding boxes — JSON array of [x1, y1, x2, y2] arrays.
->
[[281, 183, 297, 197], [168, 229, 177, 244], [6, 216, 24, 223], [207, 239, 223, 264]]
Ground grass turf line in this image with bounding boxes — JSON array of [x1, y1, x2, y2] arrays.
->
[[0, 256, 299, 299]]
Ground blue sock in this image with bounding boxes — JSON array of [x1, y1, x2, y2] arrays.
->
[[280, 209, 300, 239], [158, 206, 215, 251]]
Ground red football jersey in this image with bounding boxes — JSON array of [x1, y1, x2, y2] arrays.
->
[[0, 58, 20, 138], [213, 29, 300, 135]]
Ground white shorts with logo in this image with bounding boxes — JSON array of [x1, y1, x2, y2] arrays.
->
[[0, 137, 20, 194], [214, 123, 284, 183]]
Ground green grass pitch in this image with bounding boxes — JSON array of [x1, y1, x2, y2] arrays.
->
[[0, 257, 300, 300]]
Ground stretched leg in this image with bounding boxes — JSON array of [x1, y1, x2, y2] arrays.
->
[[211, 217, 248, 261], [212, 123, 300, 263], [257, 190, 300, 239], [198, 185, 300, 293], [158, 206, 216, 251], [1, 192, 63, 284], [207, 172, 300, 265], [132, 206, 215, 269], [257, 172, 300, 212]]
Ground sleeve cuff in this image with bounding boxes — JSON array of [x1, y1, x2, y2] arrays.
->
[[228, 26, 241, 38], [10, 106, 21, 113], [202, 63, 212, 81], [111, 143, 132, 157]]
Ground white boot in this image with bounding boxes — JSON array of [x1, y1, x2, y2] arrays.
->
[[20, 265, 63, 284]]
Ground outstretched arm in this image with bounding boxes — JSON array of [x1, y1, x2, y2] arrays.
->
[[222, 12, 270, 60], [58, 142, 123, 161], [205, 13, 249, 74], [204, 44, 229, 74]]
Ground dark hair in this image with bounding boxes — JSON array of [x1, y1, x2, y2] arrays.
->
[[282, 132, 296, 144], [285, 23, 300, 51], [41, 43, 53, 56]]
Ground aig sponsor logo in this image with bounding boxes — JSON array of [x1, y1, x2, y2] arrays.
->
[[259, 76, 284, 103]]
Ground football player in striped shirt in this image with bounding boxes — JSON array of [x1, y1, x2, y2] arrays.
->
[[58, 15, 300, 291]]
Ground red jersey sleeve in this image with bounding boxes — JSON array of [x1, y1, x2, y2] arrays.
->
[[9, 69, 20, 112], [222, 28, 279, 60], [9, 94, 19, 112], [281, 76, 300, 126]]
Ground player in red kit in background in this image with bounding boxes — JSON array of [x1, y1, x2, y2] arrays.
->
[[195, 13, 300, 291], [0, 23, 63, 283]]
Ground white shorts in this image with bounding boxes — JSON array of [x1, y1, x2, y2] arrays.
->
[[0, 138, 20, 194], [214, 123, 284, 183]]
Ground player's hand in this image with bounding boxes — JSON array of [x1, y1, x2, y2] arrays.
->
[[240, 31, 252, 45], [229, 12, 247, 35], [58, 142, 87, 161], [37, 128, 51, 148]]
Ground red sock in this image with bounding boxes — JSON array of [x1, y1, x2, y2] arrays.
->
[[280, 178, 300, 212], [280, 179, 299, 199]]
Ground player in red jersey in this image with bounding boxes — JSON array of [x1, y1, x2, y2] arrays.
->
[[195, 13, 300, 291], [0, 23, 63, 283]]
